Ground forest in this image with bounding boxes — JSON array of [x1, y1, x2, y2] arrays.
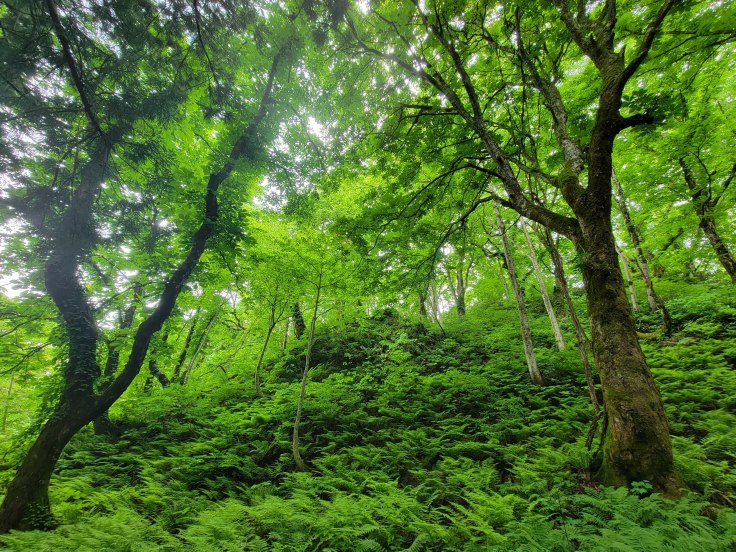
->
[[0, 0, 734, 549]]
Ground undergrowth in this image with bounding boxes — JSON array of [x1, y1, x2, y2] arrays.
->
[[1, 284, 735, 550]]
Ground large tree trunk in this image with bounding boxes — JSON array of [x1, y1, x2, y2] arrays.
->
[[522, 221, 565, 350], [0, 405, 90, 532], [494, 202, 544, 385], [577, 225, 676, 491], [578, 111, 677, 491]]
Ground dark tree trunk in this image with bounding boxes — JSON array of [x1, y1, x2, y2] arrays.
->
[[148, 359, 171, 387], [0, 406, 88, 532], [577, 120, 677, 492], [577, 227, 676, 491], [292, 302, 306, 339]]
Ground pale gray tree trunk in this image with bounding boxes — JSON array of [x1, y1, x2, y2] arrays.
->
[[522, 221, 565, 350], [494, 202, 544, 385]]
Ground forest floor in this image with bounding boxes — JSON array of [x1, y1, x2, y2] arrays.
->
[[1, 282, 735, 551]]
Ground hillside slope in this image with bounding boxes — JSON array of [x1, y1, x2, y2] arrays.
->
[[1, 285, 735, 551]]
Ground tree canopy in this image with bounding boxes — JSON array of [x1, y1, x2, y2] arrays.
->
[[1, 0, 735, 547]]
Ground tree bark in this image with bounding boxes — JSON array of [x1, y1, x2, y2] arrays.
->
[[494, 202, 545, 385], [292, 302, 306, 339], [679, 159, 736, 283], [577, 111, 677, 491], [576, 219, 676, 491], [522, 221, 565, 350], [254, 323, 274, 396]]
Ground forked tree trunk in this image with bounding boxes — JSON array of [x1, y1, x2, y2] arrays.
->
[[0, 50, 284, 532], [522, 221, 565, 350], [494, 202, 544, 385]]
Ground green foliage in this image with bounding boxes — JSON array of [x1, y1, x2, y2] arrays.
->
[[3, 283, 734, 549]]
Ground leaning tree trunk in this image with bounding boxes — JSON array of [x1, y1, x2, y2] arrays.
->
[[254, 321, 275, 396], [522, 221, 565, 350], [494, 202, 544, 385], [616, 244, 639, 312], [679, 159, 736, 284], [292, 272, 322, 472], [0, 51, 283, 532], [540, 227, 600, 447], [613, 171, 672, 334]]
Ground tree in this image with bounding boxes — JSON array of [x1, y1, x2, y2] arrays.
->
[[338, 0, 732, 490], [0, 0, 290, 530]]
